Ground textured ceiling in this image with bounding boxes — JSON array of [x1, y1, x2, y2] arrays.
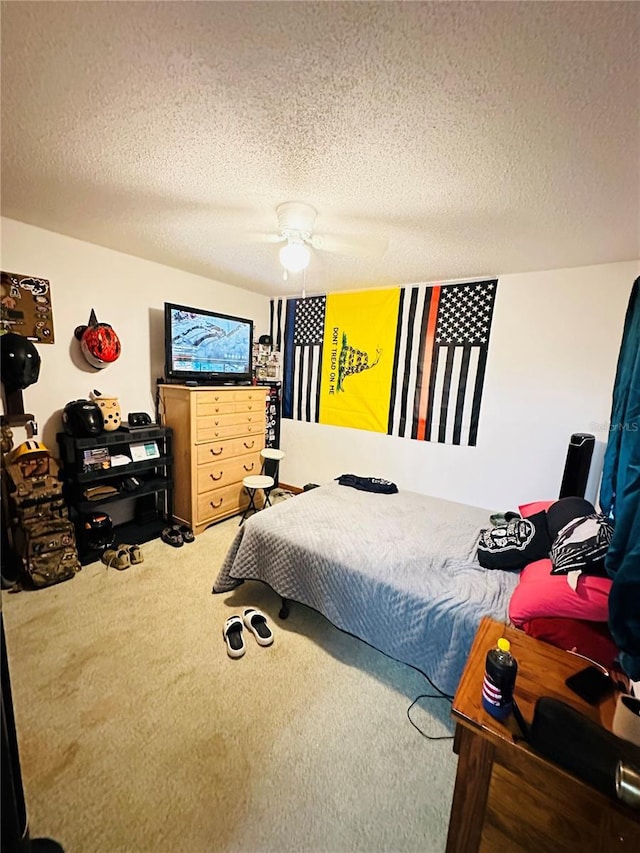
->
[[1, 1, 639, 296]]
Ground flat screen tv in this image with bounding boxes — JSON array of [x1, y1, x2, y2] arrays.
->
[[164, 302, 254, 385]]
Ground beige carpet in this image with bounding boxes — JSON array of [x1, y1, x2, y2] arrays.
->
[[2, 508, 458, 853]]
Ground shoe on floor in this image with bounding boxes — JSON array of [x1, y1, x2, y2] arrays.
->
[[161, 527, 183, 547], [101, 548, 131, 571], [175, 524, 195, 543], [242, 607, 274, 647], [117, 543, 143, 564], [223, 615, 246, 659]]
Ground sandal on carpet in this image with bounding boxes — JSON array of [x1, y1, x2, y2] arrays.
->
[[223, 615, 246, 659], [242, 607, 274, 646], [175, 524, 195, 543], [161, 527, 183, 548], [101, 548, 131, 571], [118, 543, 144, 564]]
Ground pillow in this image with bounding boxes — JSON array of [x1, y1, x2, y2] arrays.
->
[[549, 514, 614, 575], [519, 617, 618, 671], [518, 500, 556, 518], [477, 511, 550, 571], [547, 496, 596, 540], [509, 558, 612, 625]]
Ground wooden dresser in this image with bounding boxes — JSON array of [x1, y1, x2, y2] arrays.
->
[[158, 385, 267, 534], [447, 618, 640, 852]]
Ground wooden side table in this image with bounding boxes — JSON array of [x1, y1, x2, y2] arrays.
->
[[446, 617, 640, 852]]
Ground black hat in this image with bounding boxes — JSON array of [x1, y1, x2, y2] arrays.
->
[[0, 333, 41, 391]]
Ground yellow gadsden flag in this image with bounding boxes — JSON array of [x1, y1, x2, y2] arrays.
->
[[319, 288, 400, 432]]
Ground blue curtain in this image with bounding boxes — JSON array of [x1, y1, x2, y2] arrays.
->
[[600, 277, 640, 679]]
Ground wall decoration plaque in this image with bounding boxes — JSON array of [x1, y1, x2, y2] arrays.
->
[[1, 271, 55, 343]]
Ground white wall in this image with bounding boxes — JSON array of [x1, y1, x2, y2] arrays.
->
[[281, 260, 639, 510], [0, 218, 270, 452], [2, 217, 637, 513]]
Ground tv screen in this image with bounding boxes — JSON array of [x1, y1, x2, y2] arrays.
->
[[164, 302, 254, 385]]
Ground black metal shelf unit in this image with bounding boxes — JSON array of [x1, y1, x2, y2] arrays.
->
[[56, 426, 173, 565]]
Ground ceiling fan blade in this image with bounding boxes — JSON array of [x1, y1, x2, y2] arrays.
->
[[207, 230, 285, 247], [248, 232, 287, 245], [310, 232, 389, 259]]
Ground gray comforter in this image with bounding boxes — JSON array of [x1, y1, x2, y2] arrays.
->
[[213, 483, 519, 695]]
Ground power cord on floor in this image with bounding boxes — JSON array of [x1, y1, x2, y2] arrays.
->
[[407, 671, 455, 741]]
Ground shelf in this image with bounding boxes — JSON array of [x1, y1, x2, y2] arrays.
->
[[57, 427, 174, 563], [75, 477, 172, 512], [57, 426, 170, 451], [74, 456, 173, 484], [77, 516, 168, 566]]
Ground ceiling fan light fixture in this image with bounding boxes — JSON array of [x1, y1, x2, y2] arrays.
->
[[279, 238, 310, 273]]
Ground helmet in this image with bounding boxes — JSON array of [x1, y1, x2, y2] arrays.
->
[[74, 311, 121, 369], [11, 439, 49, 461], [63, 400, 104, 437], [1, 332, 41, 391], [11, 439, 50, 478], [82, 512, 114, 550], [80, 324, 121, 369]]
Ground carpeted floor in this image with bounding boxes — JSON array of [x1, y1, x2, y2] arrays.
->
[[2, 506, 458, 853]]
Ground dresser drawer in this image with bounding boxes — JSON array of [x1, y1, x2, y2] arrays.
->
[[197, 410, 263, 430], [196, 435, 263, 465], [196, 420, 264, 443], [234, 400, 264, 414], [194, 390, 230, 405], [196, 481, 250, 524], [234, 389, 267, 404], [196, 399, 235, 417], [196, 453, 262, 494]]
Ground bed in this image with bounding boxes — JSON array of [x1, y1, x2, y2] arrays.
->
[[213, 482, 520, 695]]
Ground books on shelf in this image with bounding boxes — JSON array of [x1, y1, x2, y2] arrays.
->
[[82, 447, 110, 472]]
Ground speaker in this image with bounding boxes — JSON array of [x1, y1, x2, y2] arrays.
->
[[127, 412, 152, 428], [559, 432, 595, 499]]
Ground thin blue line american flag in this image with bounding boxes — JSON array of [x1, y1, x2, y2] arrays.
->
[[275, 296, 326, 422]]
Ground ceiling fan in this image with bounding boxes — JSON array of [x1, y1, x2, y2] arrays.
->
[[255, 202, 389, 276]]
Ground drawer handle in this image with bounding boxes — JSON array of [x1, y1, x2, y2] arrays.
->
[[214, 396, 221, 401], [209, 447, 223, 456], [214, 420, 220, 426], [247, 405, 254, 410], [244, 440, 255, 449], [247, 426, 254, 432], [243, 462, 255, 472], [214, 407, 220, 413], [209, 472, 223, 481], [210, 498, 223, 509]]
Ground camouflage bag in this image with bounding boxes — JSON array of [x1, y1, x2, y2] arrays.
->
[[17, 518, 81, 589], [16, 497, 67, 525]]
